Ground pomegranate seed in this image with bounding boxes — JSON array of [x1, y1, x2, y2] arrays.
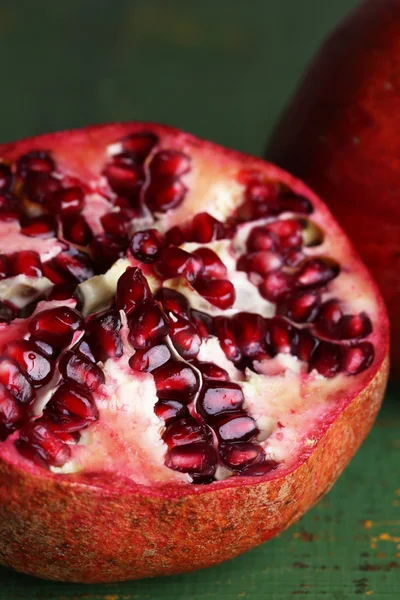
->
[[85, 310, 123, 362], [116, 267, 152, 315], [245, 182, 280, 217], [152, 361, 199, 401], [193, 248, 227, 279], [0, 255, 9, 280], [48, 248, 95, 283], [44, 423, 81, 445], [284, 248, 305, 267], [129, 344, 171, 372], [154, 247, 204, 284], [337, 313, 373, 340], [162, 417, 211, 449], [233, 312, 266, 357], [0, 300, 18, 323], [62, 215, 93, 246], [29, 306, 83, 349], [238, 251, 282, 276], [16, 422, 71, 468], [150, 150, 191, 177], [0, 163, 13, 191], [47, 282, 77, 301], [155, 288, 190, 318], [119, 131, 158, 161], [291, 329, 319, 362], [0, 358, 35, 404], [145, 179, 187, 212], [219, 442, 264, 471], [266, 219, 303, 249], [341, 343, 374, 375], [24, 172, 62, 204], [101, 211, 129, 238], [246, 226, 275, 252], [197, 381, 244, 418], [130, 229, 163, 263], [191, 310, 214, 339], [164, 225, 186, 246], [17, 150, 54, 176], [0, 383, 25, 440], [296, 258, 339, 289], [194, 279, 235, 309], [154, 399, 189, 424], [239, 460, 279, 477], [259, 271, 293, 301], [309, 342, 340, 378], [278, 290, 321, 323], [76, 339, 96, 363], [92, 234, 128, 271], [196, 362, 229, 381], [128, 302, 170, 350], [53, 186, 84, 216], [214, 316, 241, 363], [6, 340, 53, 387], [10, 251, 42, 278], [165, 442, 217, 477], [213, 413, 258, 442], [45, 382, 98, 429], [168, 313, 201, 359], [59, 351, 105, 391], [315, 300, 343, 337], [103, 157, 144, 196], [32, 339, 58, 360], [42, 260, 67, 285], [21, 216, 57, 239], [266, 317, 293, 355], [279, 193, 313, 215], [189, 213, 225, 243]]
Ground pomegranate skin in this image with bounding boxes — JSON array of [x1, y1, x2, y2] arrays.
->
[[267, 0, 400, 373]]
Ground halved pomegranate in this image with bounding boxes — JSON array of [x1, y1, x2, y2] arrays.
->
[[0, 123, 388, 583]]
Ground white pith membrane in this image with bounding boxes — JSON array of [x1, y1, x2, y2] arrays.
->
[[0, 126, 382, 487]]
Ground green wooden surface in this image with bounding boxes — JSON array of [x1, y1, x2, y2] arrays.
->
[[0, 0, 399, 598]]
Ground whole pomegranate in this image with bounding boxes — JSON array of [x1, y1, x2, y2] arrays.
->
[[267, 0, 400, 372], [0, 123, 388, 582]]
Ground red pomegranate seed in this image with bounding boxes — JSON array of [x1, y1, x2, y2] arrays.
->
[[191, 310, 214, 339], [239, 460, 279, 477], [76, 339, 96, 363], [233, 312, 266, 357], [6, 340, 53, 387], [21, 216, 57, 239], [29, 306, 83, 349], [154, 399, 189, 424], [0, 163, 13, 191], [116, 267, 152, 315], [238, 251, 282, 276], [189, 212, 225, 243], [309, 342, 340, 378], [246, 226, 275, 252], [296, 258, 339, 289], [53, 186, 84, 216], [42, 260, 67, 285], [259, 271, 293, 301], [155, 288, 190, 318], [336, 313, 373, 340], [278, 290, 321, 323], [213, 413, 258, 442], [32, 339, 58, 360], [284, 248, 305, 267], [48, 248, 95, 283], [62, 215, 93, 246], [92, 234, 128, 271], [0, 255, 9, 280], [168, 313, 201, 359], [24, 172, 62, 204], [164, 225, 186, 246], [85, 310, 123, 362], [44, 423, 81, 445], [197, 381, 244, 418], [103, 156, 144, 197], [128, 302, 170, 350], [130, 229, 163, 263], [196, 362, 229, 381], [129, 344, 171, 372], [101, 211, 129, 238], [193, 247, 227, 279], [162, 417, 211, 449], [279, 193, 313, 215], [219, 442, 264, 471], [10, 251, 42, 278], [291, 329, 319, 362], [245, 181, 280, 217], [47, 282, 77, 301], [0, 300, 18, 323], [150, 150, 191, 177], [17, 150, 55, 176], [152, 360, 199, 401], [118, 131, 158, 162], [145, 179, 188, 212], [214, 316, 242, 363], [0, 383, 25, 441], [266, 317, 293, 355], [59, 351, 105, 391], [165, 442, 217, 477], [315, 299, 343, 337], [194, 278, 235, 309], [266, 219, 303, 249], [45, 382, 98, 428], [0, 358, 35, 404], [15, 422, 71, 468], [154, 247, 204, 283], [341, 343, 374, 375]]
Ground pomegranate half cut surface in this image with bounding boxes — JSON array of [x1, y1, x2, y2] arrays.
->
[[0, 123, 388, 583]]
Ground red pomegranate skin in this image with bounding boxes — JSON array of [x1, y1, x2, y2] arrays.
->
[[267, 0, 400, 373]]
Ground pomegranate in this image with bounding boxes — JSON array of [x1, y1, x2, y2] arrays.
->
[[267, 0, 400, 372], [0, 122, 388, 583]]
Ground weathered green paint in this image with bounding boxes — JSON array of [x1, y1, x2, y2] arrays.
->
[[1, 0, 399, 597]]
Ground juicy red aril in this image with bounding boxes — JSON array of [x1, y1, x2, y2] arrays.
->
[[278, 290, 321, 323], [101, 211, 128, 238], [53, 186, 84, 216], [162, 417, 211, 449], [130, 229, 163, 263], [154, 399, 189, 424], [29, 306, 83, 348], [103, 157, 144, 197], [266, 317, 293, 355], [191, 310, 214, 339], [59, 351, 105, 391], [155, 288, 190, 318], [46, 282, 77, 301], [259, 271, 293, 302], [219, 442, 265, 471], [128, 302, 170, 350], [16, 422, 71, 468], [165, 442, 217, 478], [154, 247, 203, 284], [6, 340, 53, 386], [0, 384, 25, 441], [291, 329, 319, 362], [46, 248, 95, 284], [341, 343, 374, 375], [0, 163, 13, 191], [239, 461, 279, 477], [279, 193, 313, 215], [213, 413, 258, 442], [196, 362, 229, 381], [234, 312, 266, 358], [193, 248, 227, 279], [214, 316, 241, 363], [45, 424, 80, 445], [45, 382, 98, 429], [129, 344, 171, 372], [315, 300, 342, 335], [309, 342, 340, 378], [189, 212, 225, 243], [194, 278, 235, 309], [0, 300, 18, 323], [10, 251, 42, 278], [0, 255, 9, 280], [266, 219, 303, 249], [62, 215, 92, 246], [150, 150, 191, 177], [152, 361, 199, 401], [0, 358, 35, 404], [168, 313, 201, 359], [145, 179, 188, 212], [246, 226, 275, 251], [32, 339, 58, 360], [92, 234, 128, 271], [284, 248, 305, 267], [164, 225, 186, 246], [116, 267, 151, 315], [296, 258, 339, 289], [118, 131, 158, 162], [85, 310, 123, 362], [21, 216, 57, 239], [24, 172, 62, 204], [76, 339, 96, 363], [197, 381, 244, 418], [16, 150, 54, 176], [238, 251, 282, 276], [337, 313, 373, 340]]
